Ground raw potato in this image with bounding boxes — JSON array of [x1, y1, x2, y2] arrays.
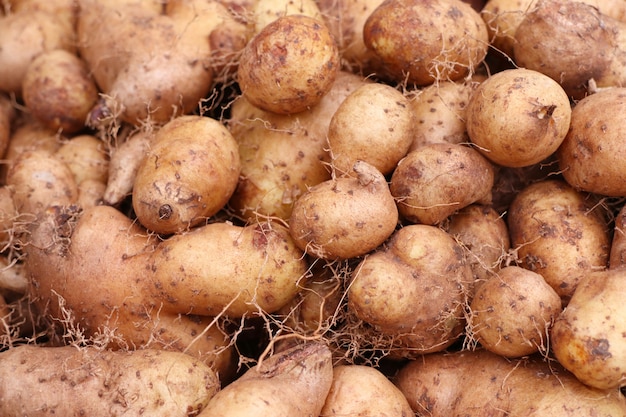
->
[[327, 82, 414, 176], [551, 267, 626, 390], [0, 187, 17, 251], [507, 179, 610, 304], [390, 143, 495, 225], [348, 224, 473, 356], [237, 14, 340, 114], [251, 0, 323, 34], [54, 134, 109, 185], [609, 202, 626, 268], [198, 342, 333, 417], [557, 87, 626, 197], [363, 0, 489, 85], [469, 265, 561, 357], [513, 0, 626, 99], [395, 349, 626, 416], [466, 68, 572, 168], [0, 345, 220, 417], [132, 115, 240, 234], [0, 94, 15, 158], [320, 365, 413, 417], [22, 49, 99, 133], [288, 160, 398, 260]]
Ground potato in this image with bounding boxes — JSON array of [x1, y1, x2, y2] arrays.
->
[[557, 87, 626, 197], [0, 186, 17, 251], [469, 265, 561, 357], [132, 115, 240, 234], [609, 202, 626, 268], [408, 78, 484, 151], [551, 267, 626, 390], [237, 14, 340, 115], [228, 70, 370, 222], [513, 0, 626, 99], [347, 224, 472, 356], [363, 0, 489, 85], [251, 0, 323, 34], [0, 345, 220, 417], [507, 179, 610, 304], [0, 94, 15, 159], [0, 256, 27, 296], [288, 160, 398, 260], [466, 68, 571, 168], [319, 364, 413, 417], [22, 49, 99, 134], [395, 349, 626, 416], [199, 342, 333, 417], [390, 143, 495, 225], [54, 134, 109, 186], [327, 82, 414, 176]]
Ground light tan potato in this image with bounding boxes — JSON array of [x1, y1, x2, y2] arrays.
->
[[237, 14, 340, 115], [469, 265, 561, 357], [513, 0, 626, 99], [557, 87, 626, 197], [0, 94, 15, 159], [0, 345, 220, 417], [552, 267, 626, 390], [507, 179, 611, 304], [327, 82, 414, 176], [0, 187, 17, 251], [76, 178, 107, 210], [251, 0, 323, 34], [320, 364, 413, 417], [199, 342, 333, 417], [466, 68, 572, 168], [347, 224, 473, 356], [54, 134, 109, 186], [132, 115, 240, 234], [22, 49, 99, 133], [395, 349, 626, 416], [363, 0, 489, 85], [288, 160, 398, 260], [609, 202, 626, 268], [390, 143, 495, 225], [228, 70, 370, 222]]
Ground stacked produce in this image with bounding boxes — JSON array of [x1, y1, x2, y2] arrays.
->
[[1, 0, 626, 415]]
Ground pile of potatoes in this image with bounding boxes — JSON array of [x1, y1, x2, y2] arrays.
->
[[2, 0, 626, 415]]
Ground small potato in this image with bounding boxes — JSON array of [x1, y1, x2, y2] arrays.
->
[[363, 0, 489, 85], [390, 143, 495, 225], [132, 115, 240, 234], [22, 49, 99, 133], [0, 94, 15, 158], [319, 365, 413, 417], [251, 0, 323, 34], [609, 202, 626, 268], [237, 14, 340, 114], [0, 345, 220, 417], [466, 68, 572, 168], [469, 265, 562, 357], [507, 179, 611, 304], [288, 160, 398, 260], [347, 224, 472, 355], [557, 87, 626, 197], [55, 134, 109, 185], [328, 82, 414, 176], [0, 187, 17, 251]]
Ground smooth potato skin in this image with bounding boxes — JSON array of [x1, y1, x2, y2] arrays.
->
[[0, 345, 220, 417]]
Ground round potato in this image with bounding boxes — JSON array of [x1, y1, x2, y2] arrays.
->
[[237, 14, 340, 115], [466, 68, 572, 168]]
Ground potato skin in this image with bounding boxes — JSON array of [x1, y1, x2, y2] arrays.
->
[[363, 0, 488, 85], [237, 14, 340, 114], [0, 345, 220, 417], [132, 115, 240, 234]]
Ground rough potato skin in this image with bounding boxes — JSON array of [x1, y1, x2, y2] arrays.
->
[[0, 345, 220, 417], [237, 14, 340, 115]]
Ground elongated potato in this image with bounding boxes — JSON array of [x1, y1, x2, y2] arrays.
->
[[0, 345, 220, 417]]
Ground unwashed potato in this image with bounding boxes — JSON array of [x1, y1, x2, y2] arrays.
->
[[327, 82, 414, 176], [363, 0, 489, 85], [0, 94, 15, 159], [319, 364, 413, 417], [347, 224, 473, 356], [237, 14, 340, 115], [288, 160, 398, 260], [0, 187, 17, 252], [22, 49, 99, 134], [609, 202, 626, 268], [507, 179, 610, 304], [395, 349, 626, 416], [557, 87, 626, 197], [466, 67, 572, 168], [54, 134, 109, 186], [0, 345, 220, 417], [469, 265, 561, 357], [132, 115, 240, 234], [390, 143, 495, 225], [251, 0, 324, 34], [198, 342, 333, 417], [551, 267, 626, 390]]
